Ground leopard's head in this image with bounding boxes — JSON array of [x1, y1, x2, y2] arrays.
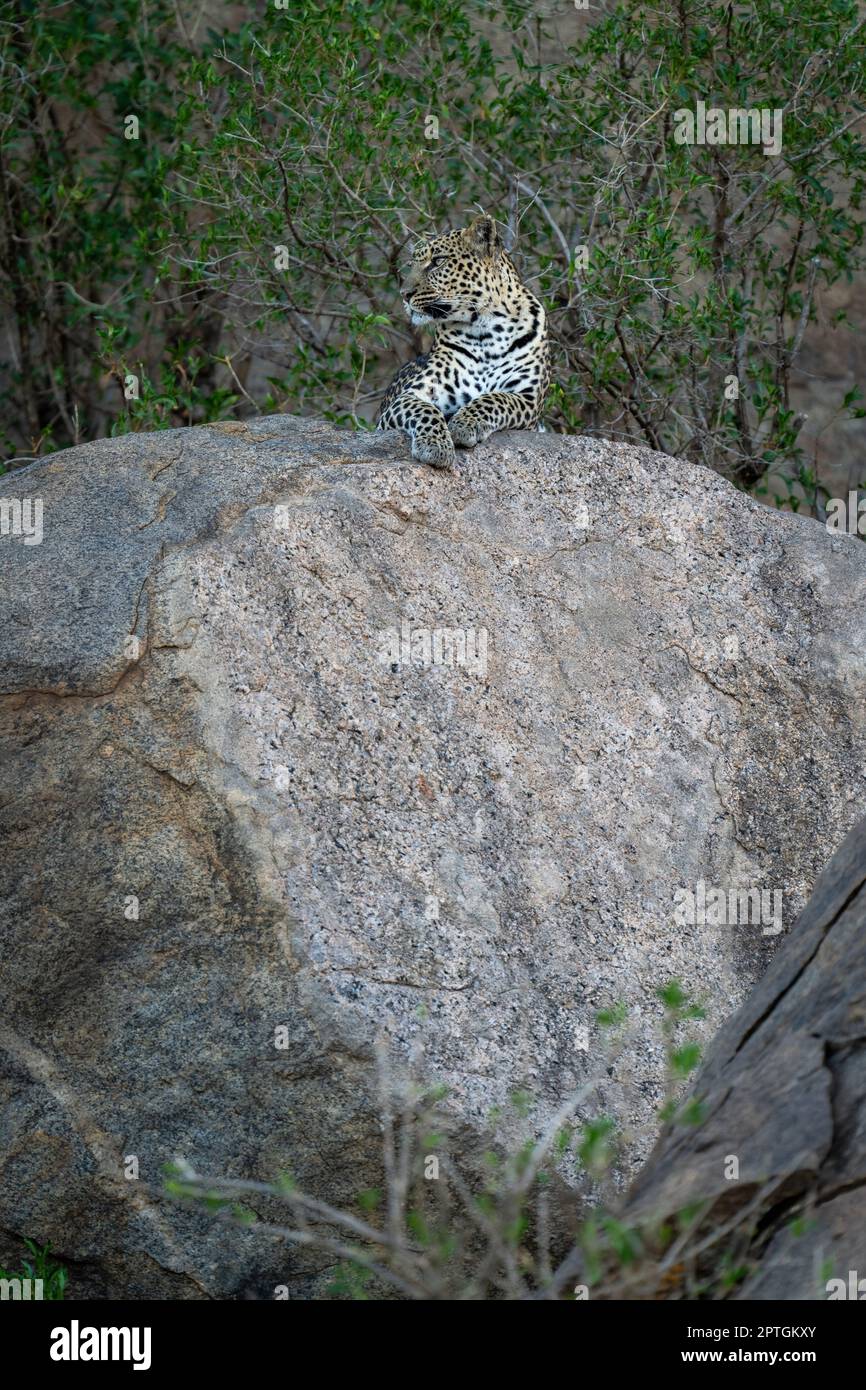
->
[[400, 215, 508, 328]]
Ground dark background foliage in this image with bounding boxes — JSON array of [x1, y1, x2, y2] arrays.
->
[[2, 0, 864, 511]]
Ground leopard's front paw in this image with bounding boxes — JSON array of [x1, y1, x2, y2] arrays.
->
[[412, 431, 456, 469], [448, 407, 491, 448]]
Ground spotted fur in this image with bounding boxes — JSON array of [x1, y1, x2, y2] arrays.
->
[[376, 214, 550, 468]]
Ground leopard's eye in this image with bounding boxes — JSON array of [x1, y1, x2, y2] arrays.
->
[[428, 255, 446, 270]]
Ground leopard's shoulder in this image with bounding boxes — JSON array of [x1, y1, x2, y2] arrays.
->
[[376, 352, 430, 423]]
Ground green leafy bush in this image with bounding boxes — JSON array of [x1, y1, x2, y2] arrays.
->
[[166, 983, 719, 1300], [0, 1239, 67, 1299], [2, 0, 864, 499]]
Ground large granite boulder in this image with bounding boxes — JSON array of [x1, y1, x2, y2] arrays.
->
[[1, 417, 865, 1297], [616, 813, 866, 1300]]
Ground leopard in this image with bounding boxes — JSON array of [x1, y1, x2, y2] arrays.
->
[[376, 214, 550, 469]]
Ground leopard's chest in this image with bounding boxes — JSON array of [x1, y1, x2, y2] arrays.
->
[[417, 341, 537, 417], [423, 358, 485, 418]]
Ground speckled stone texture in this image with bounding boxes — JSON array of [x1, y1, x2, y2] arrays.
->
[[619, 813, 866, 1300], [1, 416, 865, 1297]]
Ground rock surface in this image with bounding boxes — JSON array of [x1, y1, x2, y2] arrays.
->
[[619, 812, 866, 1300], [1, 416, 865, 1298]]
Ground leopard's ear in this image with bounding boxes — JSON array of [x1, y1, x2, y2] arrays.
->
[[462, 214, 503, 260]]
